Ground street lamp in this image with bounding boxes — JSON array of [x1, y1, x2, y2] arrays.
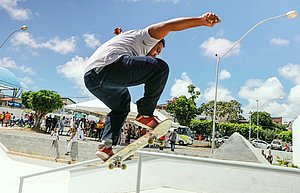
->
[[211, 10, 297, 153], [0, 25, 28, 49], [256, 99, 259, 139], [255, 96, 284, 139]]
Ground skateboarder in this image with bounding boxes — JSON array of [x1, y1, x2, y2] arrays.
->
[[84, 12, 221, 160]]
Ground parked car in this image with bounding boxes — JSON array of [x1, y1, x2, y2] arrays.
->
[[251, 139, 271, 149], [271, 140, 282, 150]]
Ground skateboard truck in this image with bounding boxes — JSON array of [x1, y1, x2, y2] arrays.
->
[[108, 155, 127, 170]]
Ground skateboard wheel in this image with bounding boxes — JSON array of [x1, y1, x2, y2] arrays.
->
[[121, 164, 127, 170], [108, 163, 114, 170], [148, 138, 154, 144]]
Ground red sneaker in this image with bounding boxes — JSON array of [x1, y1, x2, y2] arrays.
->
[[96, 140, 114, 161], [134, 114, 160, 129]]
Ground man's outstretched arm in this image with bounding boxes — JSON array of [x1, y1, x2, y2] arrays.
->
[[148, 12, 221, 40]]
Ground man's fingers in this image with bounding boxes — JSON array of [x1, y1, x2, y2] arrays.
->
[[205, 13, 221, 24]]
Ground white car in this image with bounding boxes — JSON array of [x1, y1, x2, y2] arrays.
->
[[251, 139, 271, 149], [271, 140, 282, 150]]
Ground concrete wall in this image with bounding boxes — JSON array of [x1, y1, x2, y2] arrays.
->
[[293, 114, 300, 166], [0, 132, 99, 161], [69, 158, 300, 193]]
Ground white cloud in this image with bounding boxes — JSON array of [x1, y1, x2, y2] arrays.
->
[[56, 56, 92, 97], [0, 57, 33, 74], [19, 76, 33, 89], [287, 85, 300, 106], [170, 72, 201, 98], [0, 0, 31, 20], [200, 37, 240, 58], [202, 85, 235, 102], [238, 77, 293, 120], [270, 37, 289, 46], [278, 63, 300, 84], [11, 32, 76, 54], [239, 77, 285, 101], [83, 33, 101, 49], [219, 69, 231, 80]]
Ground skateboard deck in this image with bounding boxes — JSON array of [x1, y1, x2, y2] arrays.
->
[[101, 119, 172, 170]]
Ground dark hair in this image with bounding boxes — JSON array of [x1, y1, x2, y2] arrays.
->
[[159, 38, 166, 47]]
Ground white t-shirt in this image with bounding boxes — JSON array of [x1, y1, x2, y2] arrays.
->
[[85, 27, 160, 73]]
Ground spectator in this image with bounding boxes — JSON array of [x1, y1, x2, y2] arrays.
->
[[261, 149, 266, 158], [65, 128, 77, 156], [52, 116, 58, 131], [51, 128, 60, 162], [28, 112, 34, 128], [169, 128, 177, 152], [96, 119, 104, 141], [58, 116, 66, 135], [45, 115, 52, 133], [0, 111, 4, 126], [266, 149, 273, 164], [3, 112, 10, 127], [77, 118, 86, 140]]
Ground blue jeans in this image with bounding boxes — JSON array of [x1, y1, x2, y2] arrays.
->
[[84, 55, 169, 145]]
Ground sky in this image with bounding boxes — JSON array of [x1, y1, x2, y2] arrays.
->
[[0, 0, 299, 122]]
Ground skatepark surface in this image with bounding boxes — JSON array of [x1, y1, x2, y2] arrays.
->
[[1, 133, 300, 193]]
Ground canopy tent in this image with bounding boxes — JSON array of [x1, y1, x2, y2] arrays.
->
[[0, 67, 22, 98], [0, 67, 21, 90], [64, 99, 167, 121]]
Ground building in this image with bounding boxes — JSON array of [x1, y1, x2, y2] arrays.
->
[[272, 117, 283, 125]]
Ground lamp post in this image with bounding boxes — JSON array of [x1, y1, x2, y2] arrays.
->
[[0, 25, 28, 49], [248, 111, 252, 140], [211, 11, 297, 153], [255, 96, 284, 139], [256, 100, 259, 139]]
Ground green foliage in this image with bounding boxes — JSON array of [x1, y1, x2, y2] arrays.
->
[[166, 84, 200, 126], [21, 90, 64, 129], [278, 130, 292, 142], [250, 111, 272, 128], [190, 119, 267, 140], [199, 100, 243, 122], [190, 119, 212, 136]]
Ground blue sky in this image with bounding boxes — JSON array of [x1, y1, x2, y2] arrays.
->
[[0, 0, 299, 122]]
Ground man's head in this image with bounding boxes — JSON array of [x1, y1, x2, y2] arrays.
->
[[147, 39, 165, 58]]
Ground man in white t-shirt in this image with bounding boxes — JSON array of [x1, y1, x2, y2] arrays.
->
[[84, 12, 221, 160]]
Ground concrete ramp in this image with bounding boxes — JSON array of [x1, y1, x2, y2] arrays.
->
[[0, 142, 69, 193], [211, 132, 269, 164]]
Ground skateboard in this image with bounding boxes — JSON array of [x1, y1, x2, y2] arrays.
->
[[101, 119, 172, 170]]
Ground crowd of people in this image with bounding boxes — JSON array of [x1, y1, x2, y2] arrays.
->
[[0, 111, 34, 128]]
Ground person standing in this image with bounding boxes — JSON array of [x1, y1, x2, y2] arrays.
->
[[96, 119, 104, 141], [84, 12, 221, 160], [51, 128, 60, 162], [0, 111, 5, 126], [266, 149, 273, 164], [77, 118, 86, 140], [261, 149, 266, 158], [65, 128, 77, 156], [58, 116, 66, 135], [169, 128, 177, 152], [45, 115, 53, 133]]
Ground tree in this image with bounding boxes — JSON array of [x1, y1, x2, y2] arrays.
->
[[250, 111, 273, 129], [21, 90, 64, 130], [199, 100, 243, 122], [166, 85, 200, 126]]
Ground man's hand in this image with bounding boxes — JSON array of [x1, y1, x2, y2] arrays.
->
[[201, 12, 221, 27]]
